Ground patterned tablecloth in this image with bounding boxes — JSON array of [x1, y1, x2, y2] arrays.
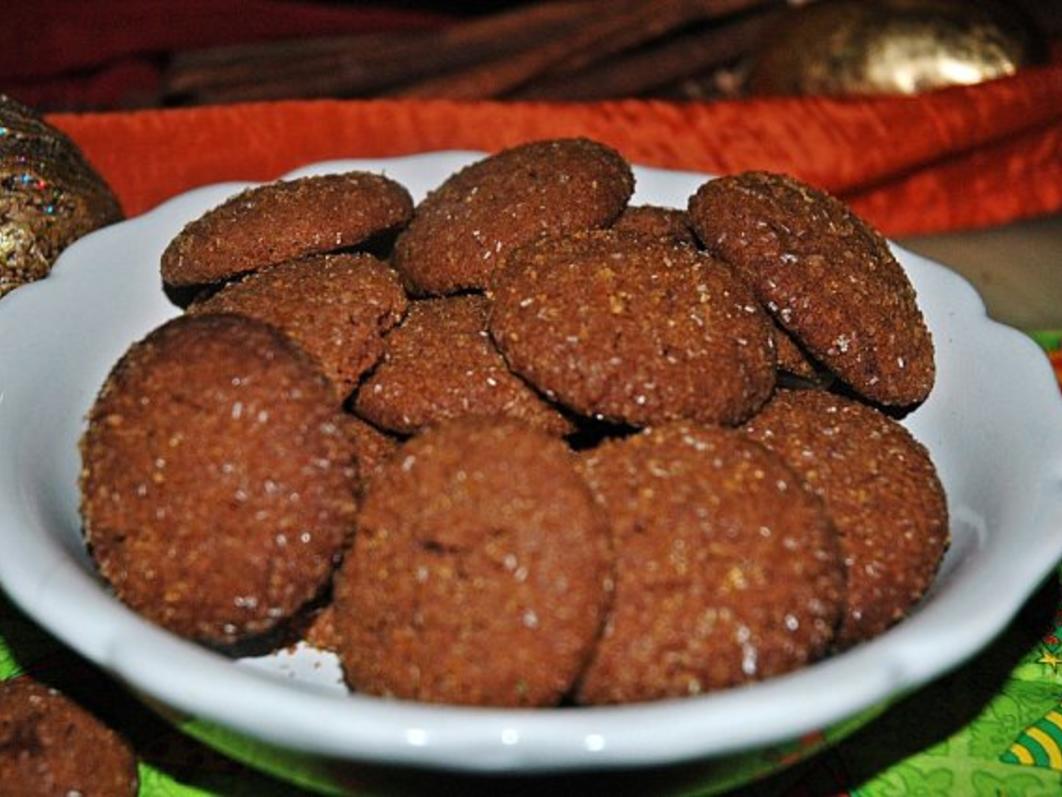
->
[[2, 336, 1060, 797]]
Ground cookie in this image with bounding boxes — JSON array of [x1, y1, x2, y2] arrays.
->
[[392, 138, 633, 294], [611, 204, 695, 246], [577, 423, 844, 704], [80, 314, 357, 645], [161, 171, 413, 286], [355, 295, 572, 435], [342, 414, 399, 492], [0, 677, 138, 797], [688, 171, 934, 405], [772, 321, 826, 383], [333, 418, 611, 706], [190, 253, 408, 399], [304, 604, 341, 653], [743, 389, 949, 647], [490, 230, 776, 426]]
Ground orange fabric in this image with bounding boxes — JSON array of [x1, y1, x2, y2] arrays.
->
[[46, 64, 1062, 236]]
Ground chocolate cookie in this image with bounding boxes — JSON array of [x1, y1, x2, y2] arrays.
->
[[355, 295, 572, 435], [80, 314, 357, 645], [688, 171, 934, 405], [743, 389, 949, 647], [577, 423, 844, 704], [490, 230, 776, 426], [0, 678, 138, 797], [190, 253, 408, 399], [334, 418, 611, 706], [161, 171, 413, 287], [611, 204, 696, 246], [392, 138, 633, 295]]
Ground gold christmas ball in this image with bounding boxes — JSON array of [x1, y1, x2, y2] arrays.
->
[[748, 0, 1044, 96], [1, 95, 122, 298]]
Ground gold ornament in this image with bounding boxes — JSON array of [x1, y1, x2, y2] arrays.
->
[[1, 95, 122, 298], [748, 0, 1043, 96]]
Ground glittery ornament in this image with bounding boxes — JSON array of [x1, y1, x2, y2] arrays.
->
[[748, 0, 1043, 97], [0, 95, 122, 298]]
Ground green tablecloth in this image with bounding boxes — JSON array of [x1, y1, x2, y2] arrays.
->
[[3, 336, 1060, 797]]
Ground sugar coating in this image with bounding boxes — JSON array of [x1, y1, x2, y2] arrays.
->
[[743, 389, 949, 647], [79, 314, 358, 645], [0, 678, 138, 796], [688, 172, 934, 406], [191, 253, 408, 400], [161, 171, 413, 286], [334, 418, 611, 706], [392, 138, 633, 295], [490, 230, 777, 427], [576, 423, 844, 704], [355, 295, 572, 435]]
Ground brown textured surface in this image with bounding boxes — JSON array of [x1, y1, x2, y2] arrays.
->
[[772, 320, 822, 381], [341, 413, 400, 493], [0, 677, 138, 797], [611, 204, 695, 246], [80, 314, 357, 645], [160, 171, 413, 286], [355, 295, 572, 435], [577, 423, 844, 704], [743, 389, 949, 647], [334, 418, 611, 706], [490, 230, 776, 426], [688, 171, 934, 405], [190, 253, 408, 399], [304, 604, 341, 653], [392, 138, 633, 295], [0, 95, 122, 298]]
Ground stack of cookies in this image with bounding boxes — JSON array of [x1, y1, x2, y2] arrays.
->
[[79, 138, 948, 707]]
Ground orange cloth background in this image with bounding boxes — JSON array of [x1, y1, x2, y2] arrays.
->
[[47, 63, 1062, 237]]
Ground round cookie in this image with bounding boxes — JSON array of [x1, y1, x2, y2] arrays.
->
[[490, 230, 776, 427], [80, 314, 358, 645], [576, 423, 844, 704], [611, 204, 696, 246], [161, 171, 413, 286], [688, 171, 934, 406], [0, 678, 138, 797], [334, 418, 611, 706], [355, 295, 572, 436], [743, 389, 949, 647], [392, 138, 633, 295], [190, 253, 408, 399]]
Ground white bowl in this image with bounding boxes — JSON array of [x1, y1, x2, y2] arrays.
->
[[1, 154, 1060, 792]]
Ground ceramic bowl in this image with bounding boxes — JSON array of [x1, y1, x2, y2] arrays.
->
[[1, 153, 1060, 795]]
